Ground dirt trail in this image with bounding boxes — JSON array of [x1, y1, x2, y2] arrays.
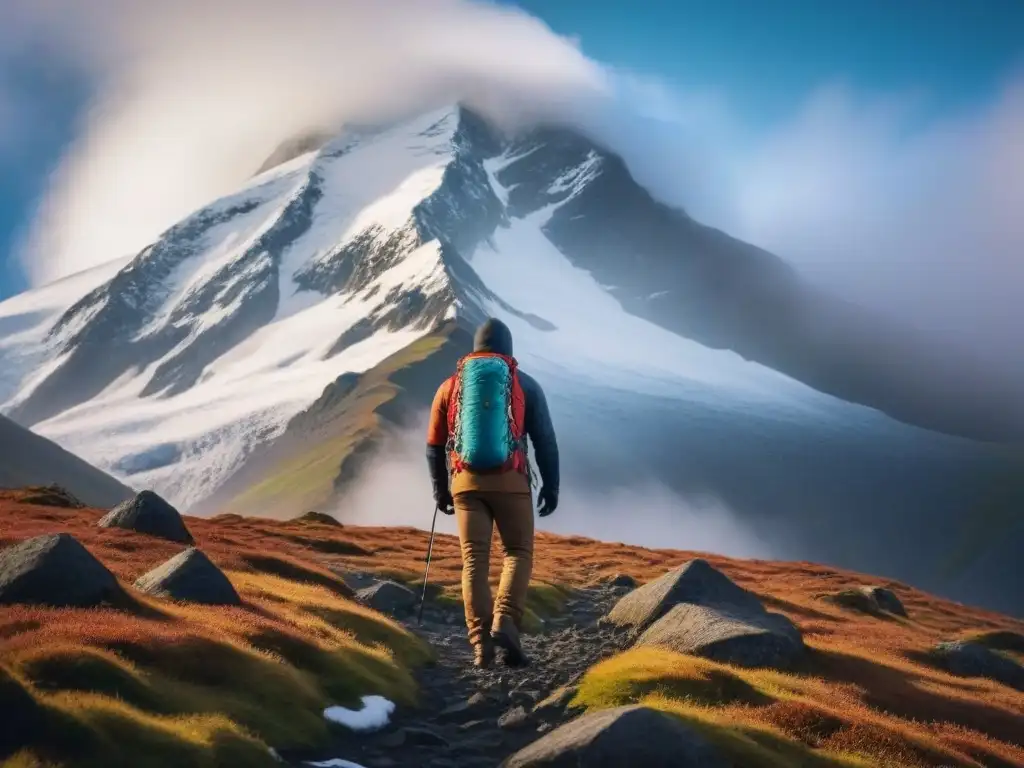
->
[[291, 583, 628, 768]]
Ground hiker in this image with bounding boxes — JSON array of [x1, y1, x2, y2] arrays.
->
[[426, 318, 559, 668]]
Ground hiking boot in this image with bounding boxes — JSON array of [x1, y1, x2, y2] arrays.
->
[[473, 638, 495, 669], [491, 614, 528, 668]]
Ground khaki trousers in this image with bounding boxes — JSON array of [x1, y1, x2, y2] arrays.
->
[[454, 490, 534, 646]]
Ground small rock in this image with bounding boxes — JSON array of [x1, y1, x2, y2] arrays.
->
[[293, 510, 343, 527], [510, 690, 537, 708], [537, 722, 553, 734], [498, 706, 532, 730], [533, 685, 578, 717], [357, 580, 417, 615], [378, 729, 406, 748], [862, 586, 907, 617], [500, 705, 728, 767], [98, 490, 193, 544], [459, 719, 488, 731], [607, 573, 638, 589], [20, 485, 85, 508], [402, 726, 449, 747], [134, 547, 241, 606], [0, 533, 125, 608], [824, 586, 907, 618]]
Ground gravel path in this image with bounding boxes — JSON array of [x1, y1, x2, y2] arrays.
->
[[290, 583, 629, 768]]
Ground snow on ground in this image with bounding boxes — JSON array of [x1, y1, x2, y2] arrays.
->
[[306, 760, 368, 768], [467, 176, 846, 422], [323, 695, 395, 732]]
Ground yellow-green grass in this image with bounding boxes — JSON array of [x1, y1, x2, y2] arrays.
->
[[2, 565, 428, 767], [571, 645, 1024, 768]]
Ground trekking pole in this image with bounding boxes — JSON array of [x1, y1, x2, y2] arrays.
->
[[417, 506, 440, 625]]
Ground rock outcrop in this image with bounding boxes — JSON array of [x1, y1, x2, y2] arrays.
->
[[604, 559, 804, 668], [603, 559, 763, 633], [0, 533, 124, 607], [98, 490, 193, 544], [931, 641, 1024, 691], [500, 705, 727, 767], [134, 548, 241, 606]]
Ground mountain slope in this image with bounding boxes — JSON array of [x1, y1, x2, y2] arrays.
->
[[1, 105, 1022, 615], [0, 415, 132, 507], [4, 489, 1024, 768], [195, 321, 472, 517]]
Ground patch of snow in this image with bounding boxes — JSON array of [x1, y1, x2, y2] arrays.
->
[[323, 695, 395, 732], [548, 150, 602, 200], [306, 760, 367, 768]]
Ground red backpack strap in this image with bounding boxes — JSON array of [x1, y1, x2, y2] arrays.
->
[[445, 371, 464, 473]]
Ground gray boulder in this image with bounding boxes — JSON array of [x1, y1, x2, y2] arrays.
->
[[0, 533, 124, 607], [98, 490, 193, 544], [931, 641, 1024, 691], [500, 705, 729, 767], [603, 559, 763, 633], [604, 559, 804, 668], [636, 603, 804, 668], [135, 547, 241, 606], [357, 580, 417, 615]]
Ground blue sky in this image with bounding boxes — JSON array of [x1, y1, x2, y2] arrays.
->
[[1, 0, 1022, 301]]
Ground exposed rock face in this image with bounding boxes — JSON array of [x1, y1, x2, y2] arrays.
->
[[134, 548, 241, 606], [500, 705, 728, 767], [931, 641, 1024, 691], [357, 580, 418, 615], [603, 559, 764, 633], [98, 490, 193, 544], [0, 533, 124, 607], [636, 603, 804, 668], [604, 559, 804, 668]]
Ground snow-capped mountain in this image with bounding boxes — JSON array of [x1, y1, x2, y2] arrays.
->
[[2, 106, 1022, 614], [0, 105, 816, 507]]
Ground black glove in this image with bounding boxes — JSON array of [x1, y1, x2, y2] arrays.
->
[[435, 490, 455, 515], [537, 486, 558, 517]]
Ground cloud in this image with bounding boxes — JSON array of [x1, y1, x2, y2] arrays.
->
[[12, 0, 612, 285], [724, 78, 1024, 376], [337, 424, 783, 563], [6, 0, 1024, 382]]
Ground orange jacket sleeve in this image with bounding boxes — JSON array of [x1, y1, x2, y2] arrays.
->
[[426, 377, 452, 447]]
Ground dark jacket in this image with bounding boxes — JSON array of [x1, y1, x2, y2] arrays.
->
[[426, 318, 559, 498]]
